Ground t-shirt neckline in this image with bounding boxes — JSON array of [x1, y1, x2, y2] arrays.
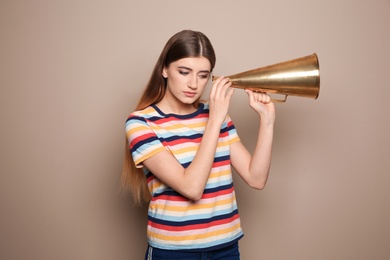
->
[[152, 103, 205, 119]]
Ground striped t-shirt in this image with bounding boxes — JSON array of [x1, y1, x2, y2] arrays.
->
[[125, 102, 243, 251]]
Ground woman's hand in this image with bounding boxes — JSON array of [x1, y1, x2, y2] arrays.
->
[[208, 76, 235, 125], [245, 90, 275, 125]]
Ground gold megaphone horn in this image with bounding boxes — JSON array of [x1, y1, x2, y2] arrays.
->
[[212, 53, 320, 102]]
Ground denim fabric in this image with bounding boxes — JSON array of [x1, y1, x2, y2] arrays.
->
[[144, 242, 240, 260]]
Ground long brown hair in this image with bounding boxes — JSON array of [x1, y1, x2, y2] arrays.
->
[[120, 30, 216, 205]]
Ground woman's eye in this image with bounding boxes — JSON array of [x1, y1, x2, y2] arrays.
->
[[199, 74, 209, 79], [179, 71, 189, 75]]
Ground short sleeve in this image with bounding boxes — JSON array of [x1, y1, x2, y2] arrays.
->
[[225, 114, 241, 144], [125, 115, 166, 167]]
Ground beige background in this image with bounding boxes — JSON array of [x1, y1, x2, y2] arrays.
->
[[1, 0, 389, 259]]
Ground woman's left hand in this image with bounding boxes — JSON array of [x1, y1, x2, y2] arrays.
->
[[245, 89, 276, 123]]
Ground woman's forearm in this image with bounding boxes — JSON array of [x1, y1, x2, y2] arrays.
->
[[247, 119, 274, 189]]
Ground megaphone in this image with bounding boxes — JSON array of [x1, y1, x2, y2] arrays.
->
[[212, 53, 320, 102]]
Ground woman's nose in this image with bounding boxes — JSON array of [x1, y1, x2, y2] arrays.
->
[[187, 76, 198, 89]]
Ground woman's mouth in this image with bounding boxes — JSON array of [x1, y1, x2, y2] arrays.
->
[[183, 91, 197, 98]]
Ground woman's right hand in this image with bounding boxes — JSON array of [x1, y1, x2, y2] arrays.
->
[[208, 76, 235, 125]]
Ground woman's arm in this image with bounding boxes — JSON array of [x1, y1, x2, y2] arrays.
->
[[230, 90, 276, 189], [142, 77, 234, 201]]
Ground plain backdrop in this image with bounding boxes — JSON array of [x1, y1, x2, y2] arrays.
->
[[1, 1, 389, 259]]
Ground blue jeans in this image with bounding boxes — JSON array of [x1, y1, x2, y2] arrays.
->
[[144, 242, 240, 260]]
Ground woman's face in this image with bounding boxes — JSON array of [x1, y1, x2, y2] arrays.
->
[[162, 56, 211, 106]]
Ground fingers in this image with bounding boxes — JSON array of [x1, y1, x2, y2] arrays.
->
[[208, 76, 234, 124], [259, 92, 271, 104], [211, 76, 233, 99], [245, 90, 271, 104]]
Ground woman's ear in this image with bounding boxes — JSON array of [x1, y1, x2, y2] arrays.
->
[[162, 67, 168, 78]]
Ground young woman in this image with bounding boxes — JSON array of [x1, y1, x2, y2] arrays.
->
[[122, 30, 275, 260]]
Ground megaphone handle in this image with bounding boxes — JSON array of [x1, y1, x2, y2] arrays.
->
[[270, 95, 288, 103], [249, 88, 288, 103]]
